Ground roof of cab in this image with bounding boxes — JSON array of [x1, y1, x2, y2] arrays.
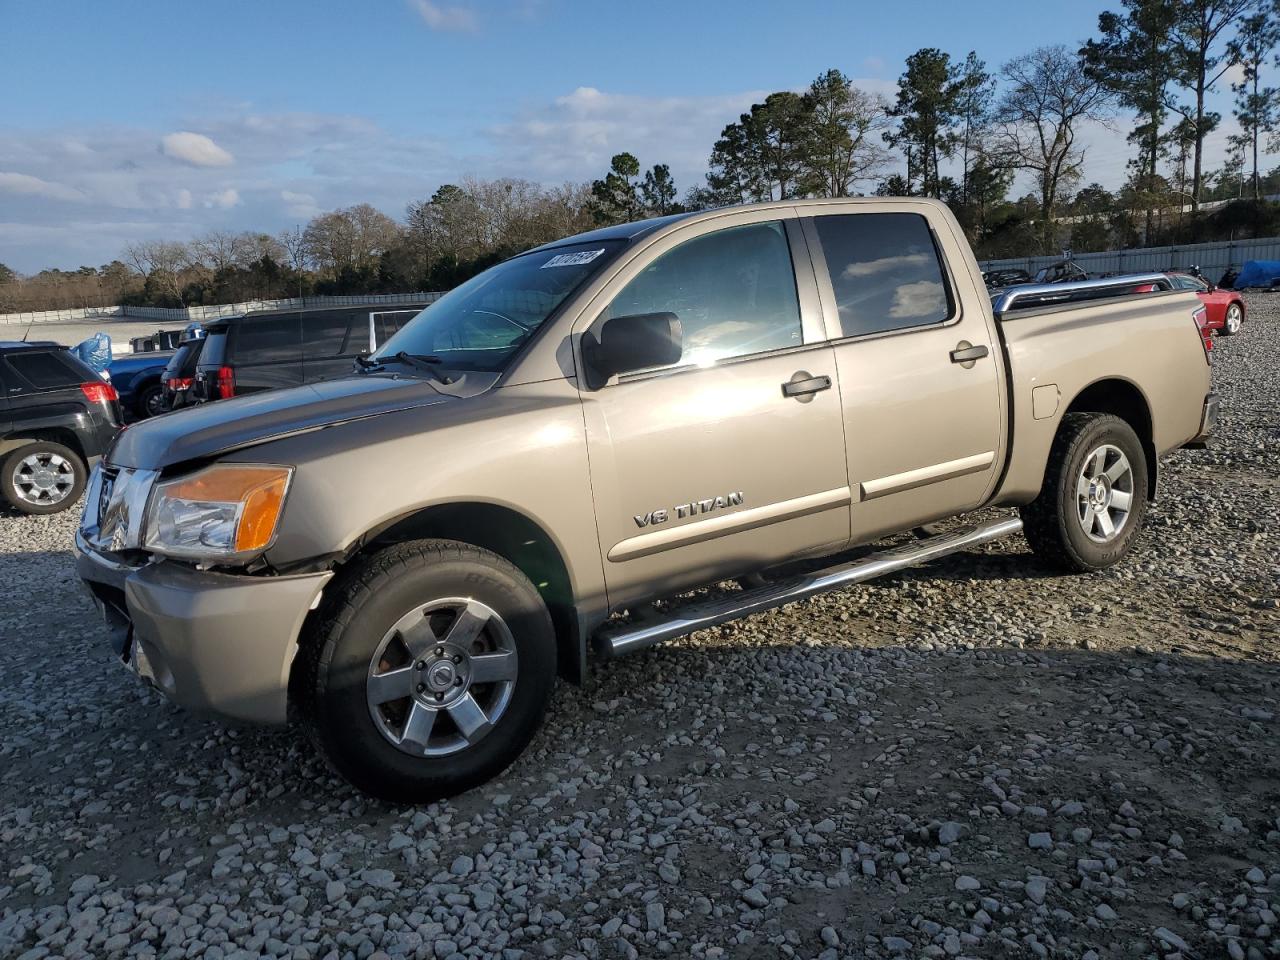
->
[[530, 196, 948, 255]]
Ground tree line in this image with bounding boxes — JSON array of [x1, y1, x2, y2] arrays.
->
[[5, 0, 1280, 313]]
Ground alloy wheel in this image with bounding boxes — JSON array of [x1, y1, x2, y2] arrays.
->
[[366, 597, 518, 757], [11, 452, 76, 506], [1075, 444, 1134, 543]]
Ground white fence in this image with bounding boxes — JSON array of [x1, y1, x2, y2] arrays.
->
[[0, 292, 442, 327], [980, 235, 1280, 282]]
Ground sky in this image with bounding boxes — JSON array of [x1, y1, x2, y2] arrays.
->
[[0, 0, 1256, 273]]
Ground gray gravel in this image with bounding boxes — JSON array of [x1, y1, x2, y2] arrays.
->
[[1, 296, 1278, 959]]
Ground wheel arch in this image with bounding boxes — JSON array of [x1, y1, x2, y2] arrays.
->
[[1060, 377, 1157, 499], [330, 500, 586, 684], [0, 428, 87, 463]]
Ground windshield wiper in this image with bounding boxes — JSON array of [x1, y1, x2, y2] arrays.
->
[[393, 351, 444, 368]]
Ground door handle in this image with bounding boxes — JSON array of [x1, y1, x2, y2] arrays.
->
[[781, 371, 832, 402], [950, 342, 989, 367]]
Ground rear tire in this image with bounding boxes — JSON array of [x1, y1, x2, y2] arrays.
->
[[1020, 413, 1148, 573], [135, 382, 165, 419], [296, 539, 556, 802], [1, 441, 87, 515]]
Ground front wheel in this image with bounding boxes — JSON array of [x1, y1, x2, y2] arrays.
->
[[1020, 413, 1149, 573], [1222, 302, 1243, 336], [296, 539, 556, 802]]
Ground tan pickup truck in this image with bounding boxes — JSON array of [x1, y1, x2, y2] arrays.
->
[[76, 198, 1217, 801]]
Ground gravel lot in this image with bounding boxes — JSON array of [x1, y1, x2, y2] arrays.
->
[[1, 296, 1277, 960]]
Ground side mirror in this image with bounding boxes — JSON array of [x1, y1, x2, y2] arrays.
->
[[584, 312, 682, 387]]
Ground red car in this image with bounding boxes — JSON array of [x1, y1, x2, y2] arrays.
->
[[1168, 272, 1245, 336]]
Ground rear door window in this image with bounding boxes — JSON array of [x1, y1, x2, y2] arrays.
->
[[4, 350, 85, 390], [232, 314, 302, 365], [810, 213, 954, 338], [301, 310, 360, 361]]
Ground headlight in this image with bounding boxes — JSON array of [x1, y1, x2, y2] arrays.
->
[[144, 464, 292, 561]]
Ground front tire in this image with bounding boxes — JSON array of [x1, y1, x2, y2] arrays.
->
[[296, 539, 556, 802], [1222, 302, 1243, 336], [1020, 413, 1148, 573], [1, 441, 87, 515]]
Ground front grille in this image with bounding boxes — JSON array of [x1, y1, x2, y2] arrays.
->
[[80, 465, 157, 552], [96, 465, 118, 527]]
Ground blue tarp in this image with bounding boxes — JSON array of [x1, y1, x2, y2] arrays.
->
[[73, 332, 112, 375], [1232, 260, 1280, 289]]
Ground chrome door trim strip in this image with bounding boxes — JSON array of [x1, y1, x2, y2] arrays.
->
[[859, 451, 995, 501], [608, 486, 852, 562]]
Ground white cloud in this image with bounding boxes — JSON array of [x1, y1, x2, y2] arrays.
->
[[204, 188, 240, 209], [175, 188, 193, 209], [0, 171, 83, 202], [410, 0, 477, 32], [889, 280, 945, 318], [281, 190, 320, 217], [161, 131, 234, 167], [843, 253, 929, 278]]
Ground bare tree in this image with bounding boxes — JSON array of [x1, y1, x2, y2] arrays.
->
[[188, 230, 249, 276], [123, 240, 191, 305], [993, 46, 1114, 250], [302, 204, 401, 277]]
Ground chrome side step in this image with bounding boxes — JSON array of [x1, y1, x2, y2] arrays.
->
[[593, 516, 1023, 658]]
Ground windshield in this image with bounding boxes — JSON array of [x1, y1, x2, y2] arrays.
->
[[376, 240, 623, 372]]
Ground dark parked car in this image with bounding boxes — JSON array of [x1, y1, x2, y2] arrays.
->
[[1033, 259, 1089, 284], [982, 268, 1031, 288], [128, 328, 185, 353], [0, 341, 122, 514], [192, 303, 429, 403], [161, 323, 208, 412]]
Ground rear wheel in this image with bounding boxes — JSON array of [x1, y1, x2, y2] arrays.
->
[[135, 382, 166, 418], [1020, 413, 1148, 572], [1222, 302, 1243, 336], [296, 539, 556, 802], [1, 441, 86, 515]]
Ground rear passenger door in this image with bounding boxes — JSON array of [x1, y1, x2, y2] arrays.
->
[[801, 207, 1005, 544], [230, 313, 304, 394]]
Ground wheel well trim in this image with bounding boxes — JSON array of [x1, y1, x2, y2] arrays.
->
[[333, 497, 593, 684], [1059, 375, 1157, 498]]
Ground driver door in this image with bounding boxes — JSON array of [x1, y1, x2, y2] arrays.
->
[[574, 211, 851, 609]]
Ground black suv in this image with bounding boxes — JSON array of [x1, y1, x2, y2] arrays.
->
[[0, 341, 122, 514], [160, 323, 207, 412], [192, 303, 428, 403]]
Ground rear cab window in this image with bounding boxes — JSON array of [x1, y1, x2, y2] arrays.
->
[[807, 212, 954, 339]]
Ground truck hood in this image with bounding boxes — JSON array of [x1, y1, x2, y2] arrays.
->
[[108, 375, 451, 470]]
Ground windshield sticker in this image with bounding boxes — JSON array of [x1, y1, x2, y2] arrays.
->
[[541, 248, 606, 269]]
